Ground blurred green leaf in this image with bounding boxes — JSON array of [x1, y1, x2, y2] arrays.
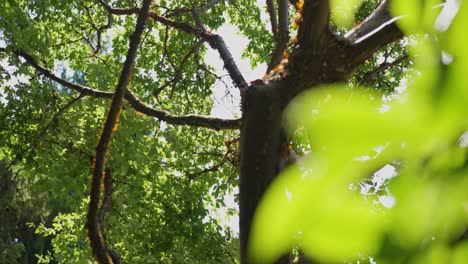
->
[[390, 0, 443, 34], [330, 0, 366, 28]]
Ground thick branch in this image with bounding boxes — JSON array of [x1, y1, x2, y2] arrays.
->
[[282, 0, 405, 103], [296, 0, 330, 52], [344, 0, 405, 67], [87, 2, 151, 263], [277, 0, 332, 103], [0, 48, 241, 130], [147, 13, 246, 88]]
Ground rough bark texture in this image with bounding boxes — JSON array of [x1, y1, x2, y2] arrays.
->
[[239, 83, 283, 263], [239, 1, 404, 263], [87, 1, 152, 263]]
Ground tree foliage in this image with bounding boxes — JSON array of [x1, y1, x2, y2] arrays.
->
[[0, 0, 466, 264]]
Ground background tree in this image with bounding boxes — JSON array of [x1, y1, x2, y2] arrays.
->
[[0, 0, 466, 264]]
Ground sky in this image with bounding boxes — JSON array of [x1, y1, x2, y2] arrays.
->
[[203, 3, 268, 234], [207, 0, 269, 119]]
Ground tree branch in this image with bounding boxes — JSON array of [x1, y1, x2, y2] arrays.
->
[[281, 0, 405, 103], [0, 48, 241, 130], [267, 0, 290, 72], [344, 0, 405, 67], [97, 1, 247, 89], [197, 0, 225, 12], [186, 151, 230, 181], [124, 91, 241, 130], [359, 54, 409, 85], [266, 0, 279, 42], [5, 49, 114, 98], [296, 0, 330, 53], [96, 169, 122, 263], [156, 39, 204, 98], [87, 2, 151, 263]]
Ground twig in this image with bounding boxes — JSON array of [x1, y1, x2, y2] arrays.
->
[[359, 54, 409, 85], [170, 40, 204, 98], [186, 151, 230, 181]]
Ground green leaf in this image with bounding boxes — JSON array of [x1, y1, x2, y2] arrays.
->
[[330, 0, 366, 28], [390, 0, 443, 34]]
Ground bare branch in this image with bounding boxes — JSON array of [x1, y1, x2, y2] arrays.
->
[[93, 12, 114, 56], [344, 0, 405, 67], [0, 48, 241, 130], [124, 91, 242, 130]]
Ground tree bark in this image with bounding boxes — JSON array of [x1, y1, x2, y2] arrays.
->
[[238, 1, 404, 263], [239, 82, 284, 263]]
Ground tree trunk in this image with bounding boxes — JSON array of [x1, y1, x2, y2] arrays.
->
[[239, 82, 284, 263]]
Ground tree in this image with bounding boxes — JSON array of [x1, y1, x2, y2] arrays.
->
[[0, 0, 466, 264]]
